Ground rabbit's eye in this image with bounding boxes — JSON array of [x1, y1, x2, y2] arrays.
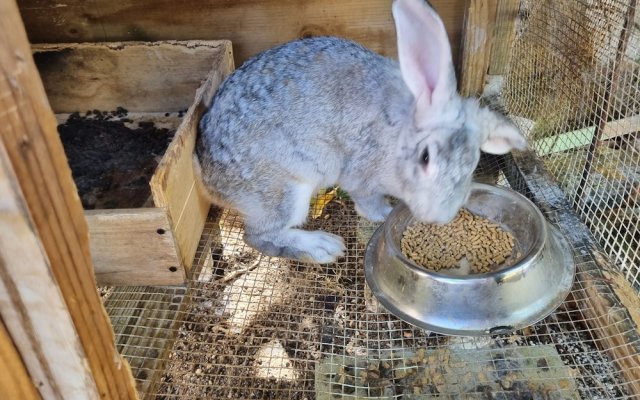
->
[[420, 148, 430, 165]]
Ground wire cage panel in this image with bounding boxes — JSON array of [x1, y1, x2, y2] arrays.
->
[[101, 1, 640, 398]]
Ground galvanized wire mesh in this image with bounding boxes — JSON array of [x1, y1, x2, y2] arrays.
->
[[500, 0, 640, 288], [100, 0, 640, 397], [102, 163, 638, 398]]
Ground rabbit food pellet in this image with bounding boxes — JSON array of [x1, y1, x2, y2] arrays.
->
[[401, 209, 515, 274]]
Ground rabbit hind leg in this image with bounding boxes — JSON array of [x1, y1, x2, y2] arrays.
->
[[242, 182, 345, 264]]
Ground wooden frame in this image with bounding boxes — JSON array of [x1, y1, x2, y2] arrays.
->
[[0, 0, 138, 397], [33, 40, 234, 286], [0, 140, 100, 399], [459, 0, 498, 96], [17, 0, 467, 67]]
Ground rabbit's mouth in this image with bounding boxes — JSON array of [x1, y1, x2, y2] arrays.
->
[[425, 211, 458, 225], [410, 203, 460, 225]]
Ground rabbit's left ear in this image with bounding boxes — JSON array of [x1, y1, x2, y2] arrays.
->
[[473, 107, 528, 154], [392, 0, 457, 121]]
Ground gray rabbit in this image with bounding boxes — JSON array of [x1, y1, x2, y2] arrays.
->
[[195, 0, 527, 264]]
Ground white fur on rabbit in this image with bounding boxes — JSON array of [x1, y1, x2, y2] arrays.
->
[[195, 0, 527, 264]]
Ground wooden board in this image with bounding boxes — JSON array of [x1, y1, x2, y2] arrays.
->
[[460, 0, 498, 96], [0, 321, 40, 400], [535, 114, 640, 156], [33, 41, 229, 113], [86, 208, 185, 286], [0, 1, 138, 397], [18, 0, 466, 66], [489, 0, 520, 75], [0, 140, 99, 399], [150, 41, 234, 273]]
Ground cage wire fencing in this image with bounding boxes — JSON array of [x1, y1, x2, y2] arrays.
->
[[501, 0, 640, 287], [99, 0, 640, 398]]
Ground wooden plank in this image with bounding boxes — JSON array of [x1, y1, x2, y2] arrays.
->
[[169, 183, 211, 272], [0, 1, 138, 398], [535, 114, 640, 156], [150, 41, 234, 272], [460, 0, 498, 96], [0, 138, 98, 399], [0, 315, 41, 400], [86, 208, 185, 286], [489, 0, 519, 75], [55, 112, 183, 130], [18, 0, 466, 66], [33, 41, 229, 113]]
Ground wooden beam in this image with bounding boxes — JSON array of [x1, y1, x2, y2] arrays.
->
[[489, 0, 519, 75], [0, 141, 99, 399], [150, 41, 234, 273], [33, 41, 228, 113], [535, 114, 640, 156], [18, 0, 466, 66], [86, 209, 185, 286], [460, 0, 498, 96], [0, 1, 138, 398], [0, 321, 41, 400]]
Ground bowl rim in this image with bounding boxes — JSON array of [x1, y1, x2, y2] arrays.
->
[[385, 182, 548, 282]]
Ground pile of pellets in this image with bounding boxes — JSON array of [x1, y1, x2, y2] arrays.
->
[[401, 209, 515, 274]]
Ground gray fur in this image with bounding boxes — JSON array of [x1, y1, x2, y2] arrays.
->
[[195, 0, 525, 263]]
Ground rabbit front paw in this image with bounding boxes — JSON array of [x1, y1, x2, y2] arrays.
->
[[295, 230, 346, 264]]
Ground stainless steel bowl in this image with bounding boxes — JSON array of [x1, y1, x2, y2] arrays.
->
[[364, 183, 575, 336]]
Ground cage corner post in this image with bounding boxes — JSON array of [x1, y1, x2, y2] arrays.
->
[[0, 319, 40, 399], [459, 0, 498, 96], [0, 1, 139, 399]]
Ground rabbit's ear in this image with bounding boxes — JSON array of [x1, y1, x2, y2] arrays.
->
[[481, 123, 528, 154], [392, 0, 456, 120], [473, 107, 529, 154]]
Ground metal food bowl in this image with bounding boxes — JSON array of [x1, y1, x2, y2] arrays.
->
[[364, 183, 575, 336]]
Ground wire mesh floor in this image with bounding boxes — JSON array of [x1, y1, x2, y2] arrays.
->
[[101, 160, 640, 399], [96, 0, 640, 397]]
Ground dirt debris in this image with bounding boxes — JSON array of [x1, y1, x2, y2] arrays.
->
[[58, 109, 176, 209], [254, 340, 300, 381], [154, 200, 627, 399]]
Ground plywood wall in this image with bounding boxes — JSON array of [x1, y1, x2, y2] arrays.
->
[[17, 0, 466, 66]]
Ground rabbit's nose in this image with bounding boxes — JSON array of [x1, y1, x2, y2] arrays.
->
[[429, 209, 457, 225]]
